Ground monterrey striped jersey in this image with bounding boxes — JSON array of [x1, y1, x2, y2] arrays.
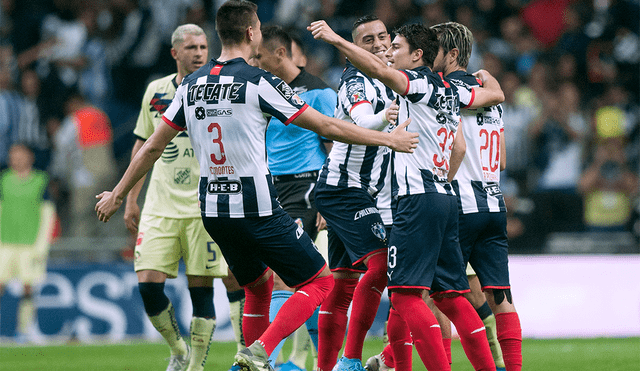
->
[[162, 57, 308, 218], [447, 71, 506, 214], [394, 66, 473, 196], [318, 61, 396, 197]]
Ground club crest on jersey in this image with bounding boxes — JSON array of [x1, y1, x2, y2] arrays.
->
[[188, 82, 244, 104], [371, 222, 387, 242], [207, 180, 242, 194], [150, 93, 172, 116], [174, 168, 191, 184]]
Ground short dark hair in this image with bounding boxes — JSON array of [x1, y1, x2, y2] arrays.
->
[[261, 25, 292, 57], [215, 0, 258, 46], [392, 24, 439, 67], [352, 14, 380, 40]]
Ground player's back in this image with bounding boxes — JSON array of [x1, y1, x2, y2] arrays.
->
[[163, 57, 308, 218], [446, 71, 506, 214], [394, 66, 471, 196]]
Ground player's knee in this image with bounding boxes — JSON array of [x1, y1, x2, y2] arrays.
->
[[138, 282, 170, 317], [491, 288, 513, 305], [189, 286, 215, 318]]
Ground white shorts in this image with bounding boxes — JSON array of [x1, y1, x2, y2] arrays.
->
[[134, 215, 228, 278], [0, 244, 48, 286]]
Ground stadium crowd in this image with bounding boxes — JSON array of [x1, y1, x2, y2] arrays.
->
[[0, 0, 638, 251]]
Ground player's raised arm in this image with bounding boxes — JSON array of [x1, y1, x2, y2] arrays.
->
[[308, 20, 408, 95], [95, 122, 179, 222], [292, 106, 417, 153], [468, 69, 505, 108]]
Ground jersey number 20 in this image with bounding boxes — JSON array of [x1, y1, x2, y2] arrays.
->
[[479, 129, 500, 172]]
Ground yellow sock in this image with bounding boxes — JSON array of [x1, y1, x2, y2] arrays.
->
[[187, 317, 216, 371], [149, 303, 188, 356], [18, 297, 35, 336], [483, 314, 505, 368], [229, 297, 245, 351], [289, 325, 312, 369]]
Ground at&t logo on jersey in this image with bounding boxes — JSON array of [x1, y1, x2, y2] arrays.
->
[[161, 142, 180, 163], [187, 82, 244, 104], [207, 180, 242, 194]]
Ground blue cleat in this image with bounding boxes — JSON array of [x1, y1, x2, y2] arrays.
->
[[275, 361, 305, 371], [332, 356, 365, 371], [496, 368, 506, 371], [229, 364, 244, 371]]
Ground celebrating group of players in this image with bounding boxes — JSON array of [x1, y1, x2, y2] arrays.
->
[[95, 1, 522, 371]]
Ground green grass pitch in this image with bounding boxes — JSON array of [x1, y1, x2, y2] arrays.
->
[[1, 337, 639, 371]]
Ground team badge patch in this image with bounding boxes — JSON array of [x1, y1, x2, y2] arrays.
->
[[174, 168, 191, 184], [371, 222, 387, 242], [346, 79, 365, 104], [276, 81, 295, 100]]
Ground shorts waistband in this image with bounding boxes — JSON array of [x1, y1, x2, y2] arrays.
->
[[272, 170, 319, 182]]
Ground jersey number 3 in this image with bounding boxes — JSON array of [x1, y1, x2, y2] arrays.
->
[[208, 122, 227, 164]]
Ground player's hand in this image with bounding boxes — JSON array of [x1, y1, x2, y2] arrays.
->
[[124, 202, 141, 235], [95, 191, 123, 223], [316, 212, 327, 232], [385, 101, 399, 126], [472, 69, 492, 83], [307, 20, 342, 45], [388, 118, 418, 153]]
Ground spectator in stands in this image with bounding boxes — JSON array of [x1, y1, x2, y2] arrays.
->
[[579, 137, 638, 232], [49, 92, 116, 237], [0, 48, 20, 170], [18, 69, 50, 170]]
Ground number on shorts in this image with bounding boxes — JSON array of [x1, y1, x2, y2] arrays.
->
[[388, 245, 397, 268], [207, 242, 217, 263]]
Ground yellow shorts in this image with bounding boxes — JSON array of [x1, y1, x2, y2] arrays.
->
[[134, 215, 228, 278], [466, 262, 476, 276], [0, 244, 48, 286]]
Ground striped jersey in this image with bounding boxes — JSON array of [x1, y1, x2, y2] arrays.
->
[[447, 71, 506, 214], [394, 66, 473, 196], [318, 61, 396, 196], [134, 73, 201, 218], [162, 58, 308, 218]]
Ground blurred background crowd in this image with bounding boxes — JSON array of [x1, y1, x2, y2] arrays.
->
[[0, 0, 638, 254]]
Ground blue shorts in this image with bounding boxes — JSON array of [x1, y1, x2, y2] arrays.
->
[[388, 193, 468, 294], [201, 207, 327, 288], [458, 211, 510, 289], [315, 184, 387, 272]]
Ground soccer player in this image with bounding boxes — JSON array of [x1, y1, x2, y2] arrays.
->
[[431, 21, 522, 371], [123, 24, 242, 371], [0, 143, 56, 342], [95, 3, 418, 371], [312, 15, 400, 371], [309, 20, 504, 371], [253, 24, 337, 370]]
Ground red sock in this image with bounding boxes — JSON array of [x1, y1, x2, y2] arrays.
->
[[259, 275, 333, 355], [390, 292, 450, 371], [442, 338, 452, 365], [243, 274, 274, 346], [387, 307, 412, 371], [344, 253, 388, 360], [434, 296, 495, 371], [496, 312, 522, 371], [317, 277, 358, 371], [380, 343, 395, 368]]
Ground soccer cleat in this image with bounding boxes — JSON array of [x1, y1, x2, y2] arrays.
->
[[333, 356, 366, 371], [364, 354, 393, 371], [234, 341, 275, 371], [166, 344, 190, 371], [228, 364, 243, 371], [496, 368, 506, 371]]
